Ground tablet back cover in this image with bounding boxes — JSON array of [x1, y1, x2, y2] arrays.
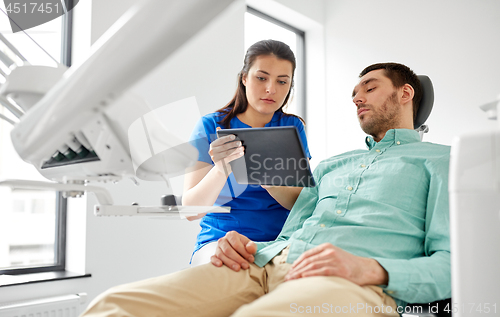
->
[[217, 126, 315, 187]]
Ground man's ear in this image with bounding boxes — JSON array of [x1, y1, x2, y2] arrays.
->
[[400, 83, 415, 106]]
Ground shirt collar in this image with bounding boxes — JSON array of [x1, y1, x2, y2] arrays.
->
[[266, 111, 283, 126], [233, 111, 282, 128], [365, 129, 421, 150]]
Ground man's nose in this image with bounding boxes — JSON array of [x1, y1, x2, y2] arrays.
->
[[353, 92, 365, 106]]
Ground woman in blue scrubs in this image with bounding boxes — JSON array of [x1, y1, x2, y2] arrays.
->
[[183, 39, 311, 266]]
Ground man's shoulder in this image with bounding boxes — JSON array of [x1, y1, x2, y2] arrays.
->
[[400, 142, 451, 175], [417, 141, 450, 150], [411, 141, 451, 158]]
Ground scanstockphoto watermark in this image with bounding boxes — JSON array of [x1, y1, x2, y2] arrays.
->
[[248, 154, 312, 186], [289, 302, 421, 314], [249, 154, 310, 171], [249, 170, 312, 187]]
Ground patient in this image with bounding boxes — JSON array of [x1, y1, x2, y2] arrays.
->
[[80, 62, 451, 317]]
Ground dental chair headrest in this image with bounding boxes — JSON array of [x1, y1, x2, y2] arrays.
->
[[414, 75, 434, 129]]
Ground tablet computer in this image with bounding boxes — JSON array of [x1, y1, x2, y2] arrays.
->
[[217, 126, 315, 187]]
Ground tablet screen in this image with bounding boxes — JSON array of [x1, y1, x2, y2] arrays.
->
[[217, 126, 315, 187]]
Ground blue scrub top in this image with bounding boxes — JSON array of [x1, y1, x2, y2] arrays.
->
[[189, 111, 311, 254]]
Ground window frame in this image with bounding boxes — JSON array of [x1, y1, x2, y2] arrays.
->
[[0, 1, 73, 277], [246, 6, 307, 122]]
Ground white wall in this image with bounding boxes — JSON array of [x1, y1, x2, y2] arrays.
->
[[324, 0, 500, 156], [247, 0, 328, 168]]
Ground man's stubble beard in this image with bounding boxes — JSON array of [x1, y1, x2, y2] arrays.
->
[[359, 92, 401, 138]]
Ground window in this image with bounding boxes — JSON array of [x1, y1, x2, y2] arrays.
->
[[245, 7, 306, 119], [0, 3, 73, 277]]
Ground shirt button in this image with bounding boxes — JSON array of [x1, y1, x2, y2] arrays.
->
[[396, 141, 401, 145], [360, 164, 366, 168], [347, 186, 353, 191], [320, 224, 325, 227], [336, 210, 342, 214], [387, 290, 395, 294], [375, 149, 381, 152]]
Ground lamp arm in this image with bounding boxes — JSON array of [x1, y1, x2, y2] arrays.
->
[[0, 179, 114, 205]]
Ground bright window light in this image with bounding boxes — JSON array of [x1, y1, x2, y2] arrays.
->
[[244, 9, 304, 117], [0, 4, 63, 271]]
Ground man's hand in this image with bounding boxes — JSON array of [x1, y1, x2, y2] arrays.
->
[[285, 243, 388, 286], [211, 231, 257, 271]]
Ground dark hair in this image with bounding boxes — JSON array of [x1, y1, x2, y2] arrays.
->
[[216, 39, 303, 128], [359, 62, 422, 120]]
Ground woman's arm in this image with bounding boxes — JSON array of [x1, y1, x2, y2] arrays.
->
[[182, 134, 243, 220], [182, 162, 228, 220], [262, 156, 311, 210], [263, 186, 303, 210], [183, 161, 228, 206]]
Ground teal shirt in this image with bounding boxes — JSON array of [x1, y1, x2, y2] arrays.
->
[[254, 129, 451, 306]]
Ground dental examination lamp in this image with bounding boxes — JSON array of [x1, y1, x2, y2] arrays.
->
[[449, 96, 500, 316], [0, 0, 233, 217]]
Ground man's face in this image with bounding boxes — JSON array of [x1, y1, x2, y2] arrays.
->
[[352, 69, 402, 139]]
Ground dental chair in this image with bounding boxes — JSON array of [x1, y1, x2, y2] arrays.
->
[[414, 75, 434, 136], [402, 75, 452, 317]]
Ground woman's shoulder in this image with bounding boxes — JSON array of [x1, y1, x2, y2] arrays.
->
[[275, 112, 305, 128], [199, 111, 225, 128], [201, 111, 225, 121]]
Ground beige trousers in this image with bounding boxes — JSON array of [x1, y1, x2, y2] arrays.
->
[[81, 247, 399, 317]]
